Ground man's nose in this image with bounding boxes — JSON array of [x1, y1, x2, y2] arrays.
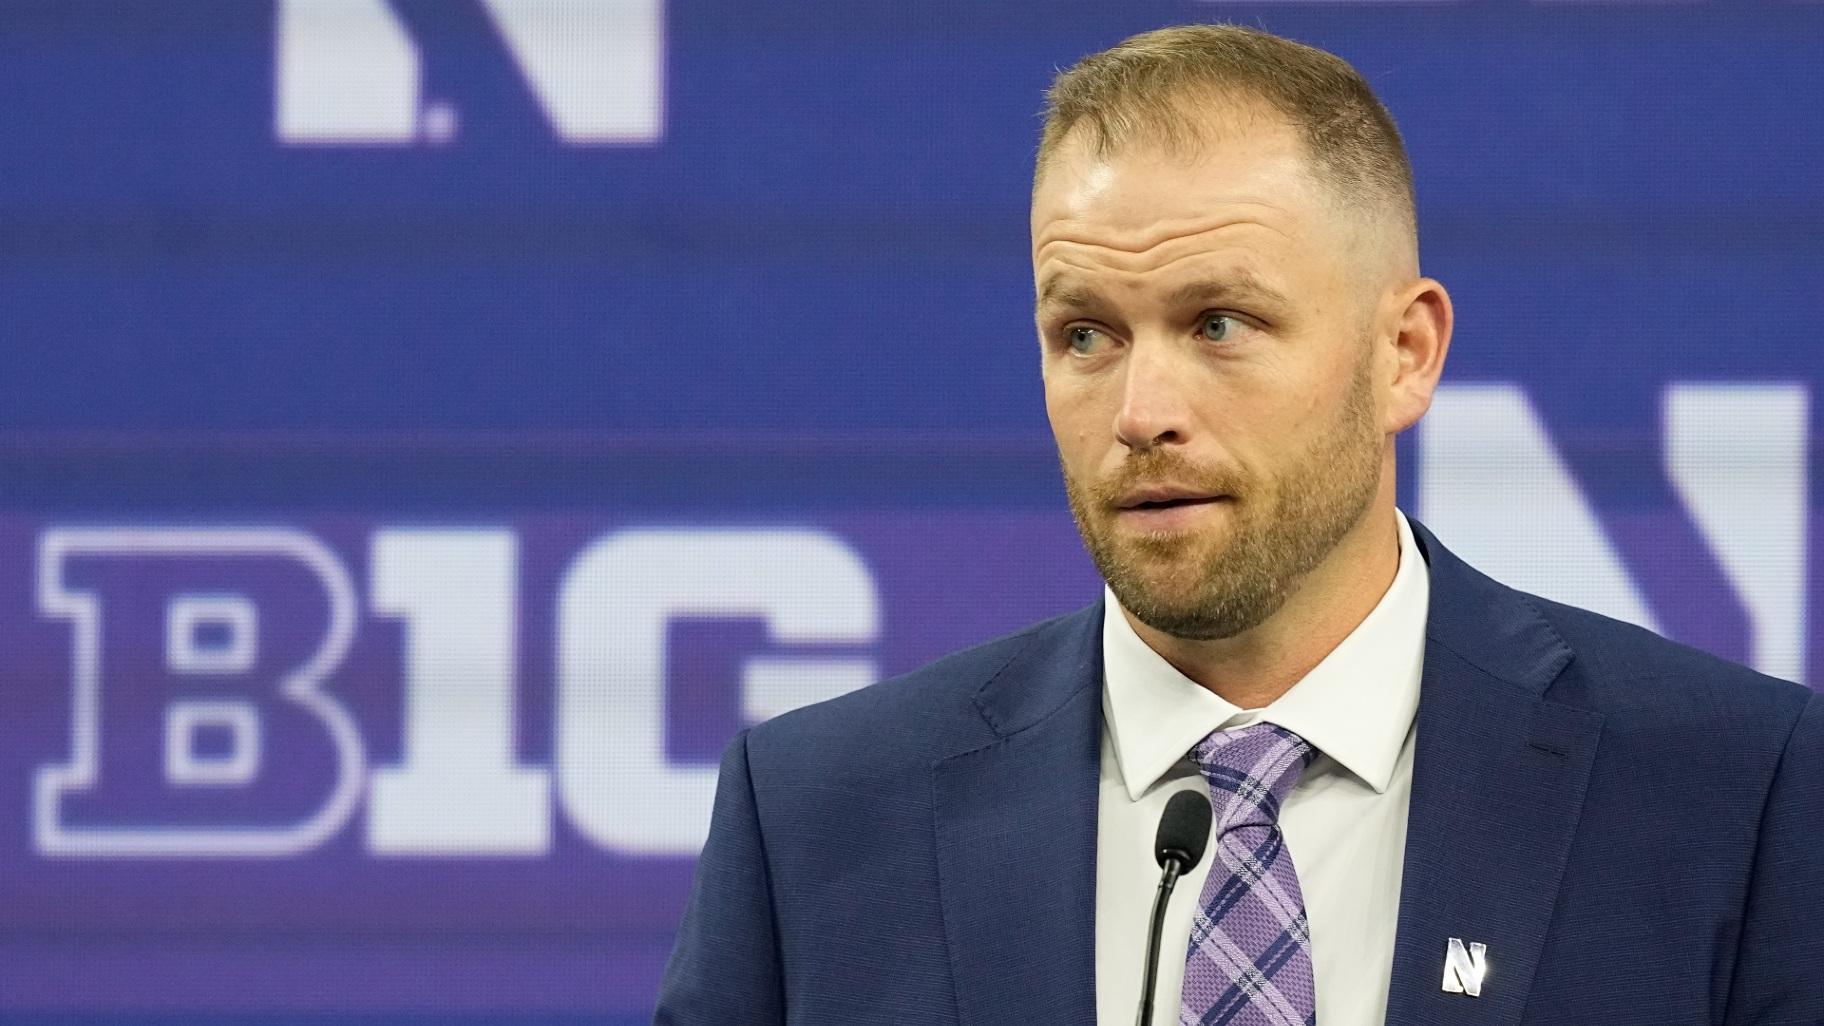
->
[[1113, 341, 1194, 451]]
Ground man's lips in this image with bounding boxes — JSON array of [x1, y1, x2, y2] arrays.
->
[[1114, 487, 1226, 511], [1109, 490, 1230, 530]]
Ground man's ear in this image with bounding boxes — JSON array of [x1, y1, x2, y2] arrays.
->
[[1380, 277, 1453, 434]]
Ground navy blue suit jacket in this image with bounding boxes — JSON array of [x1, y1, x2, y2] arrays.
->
[[655, 521, 1824, 1024]]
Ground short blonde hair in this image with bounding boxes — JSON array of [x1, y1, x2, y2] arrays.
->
[[1037, 24, 1415, 242]]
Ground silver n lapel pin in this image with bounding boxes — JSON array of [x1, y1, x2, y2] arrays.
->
[[1442, 938, 1488, 997]]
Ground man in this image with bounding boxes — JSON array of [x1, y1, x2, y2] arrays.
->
[[655, 24, 1823, 1026]]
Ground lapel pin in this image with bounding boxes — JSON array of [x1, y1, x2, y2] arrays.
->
[[1442, 938, 1488, 997]]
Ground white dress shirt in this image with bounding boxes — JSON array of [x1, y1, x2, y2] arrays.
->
[[1095, 510, 1429, 1026]]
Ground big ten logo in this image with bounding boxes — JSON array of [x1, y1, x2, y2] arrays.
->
[[34, 528, 874, 859], [274, 0, 665, 145]]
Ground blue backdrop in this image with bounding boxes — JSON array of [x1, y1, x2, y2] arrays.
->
[[1, 1, 1820, 1022]]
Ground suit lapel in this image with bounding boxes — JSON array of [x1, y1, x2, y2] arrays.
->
[[926, 522, 1606, 1025], [1386, 521, 1605, 1026], [933, 604, 1103, 1026]]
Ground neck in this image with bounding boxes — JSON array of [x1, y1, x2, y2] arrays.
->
[[1123, 503, 1402, 709]]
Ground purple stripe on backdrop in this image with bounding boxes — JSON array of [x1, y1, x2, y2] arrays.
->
[[0, 938, 675, 1015]]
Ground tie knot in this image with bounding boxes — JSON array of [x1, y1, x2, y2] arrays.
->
[[1188, 722, 1315, 832]]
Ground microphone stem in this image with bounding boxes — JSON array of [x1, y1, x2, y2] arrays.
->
[[1136, 858, 1185, 1026]]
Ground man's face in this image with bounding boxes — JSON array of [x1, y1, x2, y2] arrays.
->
[[1032, 110, 1389, 641]]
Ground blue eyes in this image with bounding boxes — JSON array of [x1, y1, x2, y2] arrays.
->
[[1066, 326, 1105, 355], [1063, 314, 1244, 355], [1199, 314, 1238, 343]]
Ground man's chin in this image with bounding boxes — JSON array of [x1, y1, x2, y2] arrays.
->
[[1116, 579, 1285, 642], [1113, 590, 1231, 641], [1106, 571, 1209, 623]]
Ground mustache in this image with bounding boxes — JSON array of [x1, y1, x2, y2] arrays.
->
[[1083, 449, 1248, 510]]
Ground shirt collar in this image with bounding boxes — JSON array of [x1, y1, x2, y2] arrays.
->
[[1102, 509, 1430, 801]]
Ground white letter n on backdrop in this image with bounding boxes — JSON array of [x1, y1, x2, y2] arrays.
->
[[274, 0, 665, 145], [1419, 383, 1808, 685], [1418, 384, 1658, 631]]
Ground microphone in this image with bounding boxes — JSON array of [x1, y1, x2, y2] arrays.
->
[[1137, 789, 1213, 1026]]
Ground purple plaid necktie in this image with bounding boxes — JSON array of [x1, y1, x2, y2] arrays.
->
[[1178, 722, 1318, 1026]]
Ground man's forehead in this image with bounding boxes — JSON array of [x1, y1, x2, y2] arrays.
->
[[1030, 119, 1322, 253]]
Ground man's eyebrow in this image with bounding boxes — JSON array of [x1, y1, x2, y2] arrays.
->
[[1035, 276, 1101, 311], [1164, 273, 1292, 309], [1035, 273, 1292, 312]]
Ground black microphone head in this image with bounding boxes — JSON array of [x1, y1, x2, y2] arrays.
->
[[1155, 789, 1213, 871]]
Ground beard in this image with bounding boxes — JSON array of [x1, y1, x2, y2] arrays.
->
[[1061, 348, 1383, 641]]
